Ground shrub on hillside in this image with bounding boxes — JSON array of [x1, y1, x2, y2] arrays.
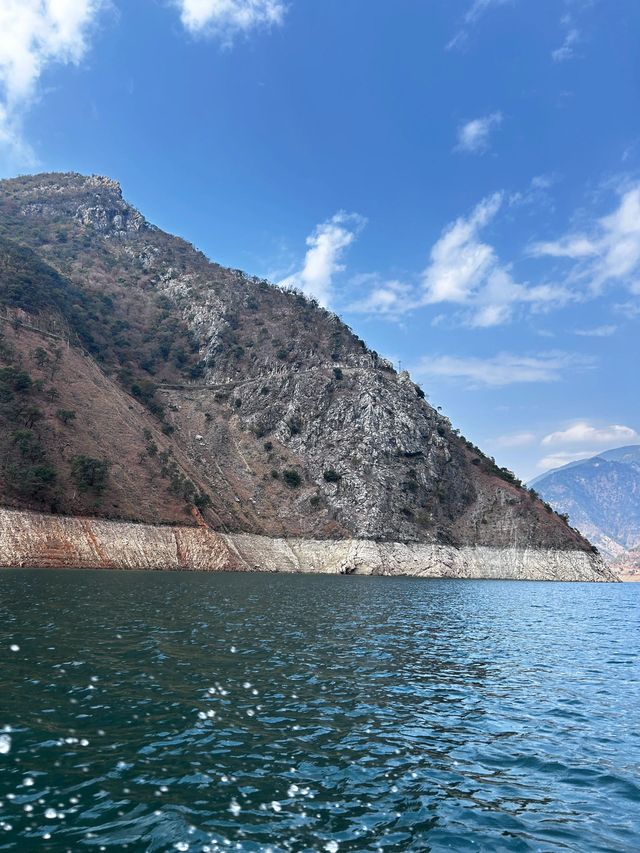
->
[[282, 469, 301, 488], [71, 456, 109, 494]]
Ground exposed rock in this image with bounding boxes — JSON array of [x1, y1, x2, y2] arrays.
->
[[0, 508, 615, 581], [0, 172, 613, 580]]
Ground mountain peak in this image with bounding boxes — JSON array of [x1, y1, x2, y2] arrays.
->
[[532, 446, 640, 560], [0, 173, 610, 580]]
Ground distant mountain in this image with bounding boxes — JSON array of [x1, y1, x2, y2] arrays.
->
[[612, 545, 640, 581], [531, 446, 640, 560]]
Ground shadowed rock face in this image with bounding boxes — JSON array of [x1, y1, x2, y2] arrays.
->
[[0, 172, 604, 578]]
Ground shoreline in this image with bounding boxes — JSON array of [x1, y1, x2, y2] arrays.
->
[[0, 507, 618, 582]]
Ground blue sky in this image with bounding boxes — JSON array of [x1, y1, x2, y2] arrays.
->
[[0, 0, 638, 481]]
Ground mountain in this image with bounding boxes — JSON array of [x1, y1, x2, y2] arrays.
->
[[611, 545, 640, 581], [0, 173, 613, 580], [531, 446, 640, 561]]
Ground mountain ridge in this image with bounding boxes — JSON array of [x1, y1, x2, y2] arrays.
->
[[0, 172, 613, 580], [532, 446, 640, 562]]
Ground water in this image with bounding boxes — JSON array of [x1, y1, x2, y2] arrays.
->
[[0, 570, 638, 853]]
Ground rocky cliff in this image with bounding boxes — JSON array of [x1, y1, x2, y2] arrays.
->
[[0, 172, 612, 580], [0, 508, 615, 581]]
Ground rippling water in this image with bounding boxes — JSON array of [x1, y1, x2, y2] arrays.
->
[[0, 570, 638, 852]]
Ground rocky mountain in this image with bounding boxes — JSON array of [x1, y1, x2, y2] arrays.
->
[[611, 546, 640, 581], [0, 173, 613, 580], [531, 446, 640, 562]]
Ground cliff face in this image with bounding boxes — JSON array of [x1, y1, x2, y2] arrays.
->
[[0, 172, 609, 578], [0, 508, 616, 581]]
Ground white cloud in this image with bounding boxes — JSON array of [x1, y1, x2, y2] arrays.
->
[[509, 173, 556, 206], [411, 351, 593, 389], [446, 0, 511, 50], [493, 431, 537, 448], [532, 236, 596, 259], [0, 0, 105, 165], [346, 278, 416, 317], [542, 422, 638, 446], [277, 211, 366, 308], [176, 0, 285, 39], [574, 324, 617, 337], [421, 193, 571, 326], [536, 450, 597, 472], [552, 15, 580, 62], [423, 193, 501, 303], [530, 185, 640, 295], [348, 189, 573, 326], [614, 300, 640, 319], [464, 0, 510, 24], [456, 112, 502, 154]]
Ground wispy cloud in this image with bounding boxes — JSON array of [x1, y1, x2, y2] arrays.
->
[[552, 14, 580, 62], [574, 324, 617, 337], [411, 350, 593, 389], [536, 450, 597, 472], [347, 188, 574, 326], [175, 0, 285, 41], [446, 0, 511, 50], [455, 112, 502, 154], [492, 431, 537, 448], [346, 277, 416, 318], [0, 0, 106, 166], [509, 173, 559, 208], [614, 300, 640, 319], [293, 184, 636, 331], [277, 211, 366, 308], [422, 193, 502, 303], [421, 193, 571, 327], [542, 421, 638, 446], [530, 184, 640, 295], [536, 418, 639, 471]]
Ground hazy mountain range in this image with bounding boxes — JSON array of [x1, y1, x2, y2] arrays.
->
[[531, 446, 640, 574]]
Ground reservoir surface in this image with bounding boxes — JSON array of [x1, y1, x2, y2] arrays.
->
[[0, 570, 638, 852]]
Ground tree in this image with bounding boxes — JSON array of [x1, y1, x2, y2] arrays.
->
[[33, 347, 49, 369], [323, 469, 341, 483], [283, 469, 302, 488], [50, 347, 63, 379], [7, 463, 57, 500], [56, 409, 76, 426], [71, 456, 109, 494], [21, 405, 44, 429], [11, 429, 44, 462]]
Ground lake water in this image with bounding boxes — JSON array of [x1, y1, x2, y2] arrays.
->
[[0, 570, 638, 852]]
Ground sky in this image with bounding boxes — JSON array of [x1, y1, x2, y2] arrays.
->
[[0, 0, 638, 481]]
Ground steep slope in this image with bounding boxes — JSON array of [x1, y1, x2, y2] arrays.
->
[[0, 172, 613, 579], [531, 447, 640, 560], [612, 546, 640, 581]]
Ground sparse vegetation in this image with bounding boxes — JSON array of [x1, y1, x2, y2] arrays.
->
[[71, 456, 109, 495], [55, 408, 76, 425], [287, 416, 302, 436], [0, 173, 597, 556], [282, 469, 301, 488]]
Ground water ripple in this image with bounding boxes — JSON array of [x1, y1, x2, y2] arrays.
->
[[0, 570, 638, 852]]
